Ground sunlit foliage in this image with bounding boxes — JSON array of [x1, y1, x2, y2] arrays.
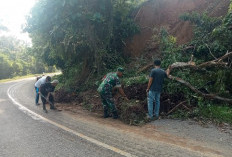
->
[[25, 0, 141, 87], [0, 36, 55, 79]]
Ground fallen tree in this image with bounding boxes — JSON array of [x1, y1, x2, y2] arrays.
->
[[169, 51, 232, 70], [168, 51, 232, 104], [137, 51, 232, 104], [169, 75, 232, 104]]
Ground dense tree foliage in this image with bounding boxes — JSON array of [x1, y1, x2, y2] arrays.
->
[[25, 0, 231, 96], [157, 2, 232, 108], [0, 36, 55, 80], [25, 0, 143, 88]]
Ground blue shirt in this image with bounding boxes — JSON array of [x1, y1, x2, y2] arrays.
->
[[149, 68, 167, 92]]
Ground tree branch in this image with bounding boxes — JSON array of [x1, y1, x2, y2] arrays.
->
[[167, 52, 232, 104], [166, 101, 187, 115], [137, 63, 153, 74], [137, 52, 232, 74], [205, 43, 217, 60], [169, 75, 232, 104], [169, 52, 232, 70]]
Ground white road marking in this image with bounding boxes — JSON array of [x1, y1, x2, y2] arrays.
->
[[7, 83, 136, 157]]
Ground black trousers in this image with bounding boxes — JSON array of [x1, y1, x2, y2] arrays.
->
[[41, 93, 54, 110]]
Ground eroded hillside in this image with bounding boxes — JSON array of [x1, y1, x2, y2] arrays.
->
[[126, 0, 230, 56]]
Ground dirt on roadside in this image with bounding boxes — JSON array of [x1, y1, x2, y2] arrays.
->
[[53, 81, 232, 156], [54, 99, 232, 157], [54, 83, 189, 125]]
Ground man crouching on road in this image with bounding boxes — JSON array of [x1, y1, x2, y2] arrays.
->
[[146, 59, 170, 120], [39, 80, 59, 113], [98, 68, 129, 119], [35, 76, 51, 106]]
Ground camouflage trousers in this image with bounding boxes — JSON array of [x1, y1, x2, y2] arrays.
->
[[100, 93, 116, 112]]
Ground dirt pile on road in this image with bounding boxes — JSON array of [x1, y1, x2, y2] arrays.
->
[[119, 84, 188, 125], [124, 84, 187, 109], [55, 89, 81, 103], [124, 83, 147, 101], [126, 0, 230, 56], [55, 84, 188, 125]]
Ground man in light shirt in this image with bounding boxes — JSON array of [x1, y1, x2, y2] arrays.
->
[[34, 76, 51, 105]]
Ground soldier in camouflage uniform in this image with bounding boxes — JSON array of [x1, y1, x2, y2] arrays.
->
[[98, 68, 128, 119]]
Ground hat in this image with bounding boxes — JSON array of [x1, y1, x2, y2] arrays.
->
[[51, 80, 59, 84], [117, 67, 124, 72]]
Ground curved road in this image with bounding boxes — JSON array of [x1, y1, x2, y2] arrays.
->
[[0, 78, 229, 157]]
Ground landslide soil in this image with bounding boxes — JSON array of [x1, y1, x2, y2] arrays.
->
[[126, 0, 231, 56], [55, 83, 186, 121]]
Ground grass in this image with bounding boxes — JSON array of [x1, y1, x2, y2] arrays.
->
[[198, 105, 232, 124], [171, 104, 232, 125], [118, 99, 148, 125]]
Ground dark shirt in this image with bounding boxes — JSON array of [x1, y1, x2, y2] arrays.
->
[[40, 82, 55, 96], [149, 68, 167, 92]]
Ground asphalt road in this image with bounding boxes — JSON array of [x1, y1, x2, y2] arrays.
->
[[0, 78, 226, 157]]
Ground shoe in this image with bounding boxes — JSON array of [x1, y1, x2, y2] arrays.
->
[[112, 111, 118, 119], [43, 109, 48, 113], [154, 116, 160, 120], [147, 117, 154, 122], [36, 103, 40, 106], [103, 108, 109, 118], [50, 107, 57, 110], [104, 115, 109, 118]]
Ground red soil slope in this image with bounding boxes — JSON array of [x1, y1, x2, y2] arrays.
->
[[126, 0, 230, 56]]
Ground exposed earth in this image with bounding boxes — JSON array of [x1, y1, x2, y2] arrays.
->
[[126, 0, 231, 56]]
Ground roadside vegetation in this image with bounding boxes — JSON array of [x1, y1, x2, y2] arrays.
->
[[23, 0, 232, 125], [0, 36, 56, 80]]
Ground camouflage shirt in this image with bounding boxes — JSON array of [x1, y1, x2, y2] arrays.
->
[[97, 72, 121, 95]]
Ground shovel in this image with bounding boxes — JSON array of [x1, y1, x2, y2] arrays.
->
[[40, 93, 62, 111]]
